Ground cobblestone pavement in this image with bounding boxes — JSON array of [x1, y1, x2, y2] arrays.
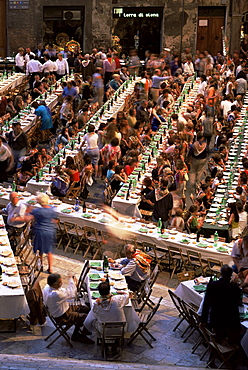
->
[[0, 254, 208, 370]]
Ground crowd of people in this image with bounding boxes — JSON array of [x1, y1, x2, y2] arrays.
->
[[0, 43, 248, 249], [0, 39, 248, 363]]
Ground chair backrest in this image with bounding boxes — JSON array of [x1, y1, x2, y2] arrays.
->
[[168, 289, 184, 316], [177, 270, 195, 282], [101, 321, 126, 339], [149, 264, 160, 288], [143, 296, 163, 325], [77, 260, 90, 293]]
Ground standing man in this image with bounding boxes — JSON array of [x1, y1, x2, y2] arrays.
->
[[42, 54, 58, 75], [0, 192, 27, 254], [15, 47, 25, 73], [56, 53, 69, 80], [8, 121, 27, 170], [26, 55, 42, 89], [92, 67, 104, 107], [145, 178, 173, 229], [200, 265, 241, 344], [33, 43, 45, 60], [189, 132, 207, 188]]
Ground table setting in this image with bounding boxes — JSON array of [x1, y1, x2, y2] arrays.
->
[[84, 260, 140, 333], [202, 91, 248, 241], [0, 72, 26, 95], [0, 215, 29, 319]]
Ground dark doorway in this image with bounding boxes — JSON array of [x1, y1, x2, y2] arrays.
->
[[197, 7, 225, 56], [112, 7, 163, 59], [43, 6, 84, 51]]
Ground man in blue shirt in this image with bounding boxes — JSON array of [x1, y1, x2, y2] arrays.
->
[[62, 81, 78, 99]]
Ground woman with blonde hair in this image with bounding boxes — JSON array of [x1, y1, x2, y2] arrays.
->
[[13, 192, 57, 273]]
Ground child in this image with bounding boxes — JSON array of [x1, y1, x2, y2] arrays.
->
[[106, 160, 116, 183], [170, 209, 184, 231]]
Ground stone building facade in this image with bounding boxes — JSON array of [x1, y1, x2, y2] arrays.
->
[[1, 0, 247, 57]]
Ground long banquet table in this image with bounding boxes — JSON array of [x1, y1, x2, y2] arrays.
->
[[0, 72, 27, 95], [201, 91, 248, 242], [0, 190, 233, 265], [0, 215, 29, 319], [84, 260, 140, 333]]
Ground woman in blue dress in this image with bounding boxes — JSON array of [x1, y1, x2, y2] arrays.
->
[[13, 193, 57, 273]]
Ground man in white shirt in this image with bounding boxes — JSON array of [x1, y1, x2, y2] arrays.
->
[[0, 192, 26, 253], [183, 57, 195, 76], [43, 273, 94, 344], [42, 54, 58, 75], [26, 55, 42, 88], [56, 53, 69, 79], [15, 47, 25, 73], [84, 282, 129, 335], [24, 47, 35, 64]]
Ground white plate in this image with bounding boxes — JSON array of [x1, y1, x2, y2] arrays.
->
[[92, 209, 101, 214], [205, 219, 215, 223], [218, 220, 228, 225], [147, 223, 156, 229], [3, 258, 15, 266], [169, 230, 178, 235], [109, 272, 124, 280], [5, 267, 18, 275], [0, 250, 12, 257], [7, 280, 20, 288], [114, 282, 127, 290]]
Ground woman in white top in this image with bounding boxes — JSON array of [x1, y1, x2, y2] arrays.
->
[[81, 124, 100, 177]]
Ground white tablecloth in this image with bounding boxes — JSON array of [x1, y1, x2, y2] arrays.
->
[[0, 73, 26, 95], [0, 190, 234, 264], [0, 216, 29, 319], [84, 261, 140, 333]]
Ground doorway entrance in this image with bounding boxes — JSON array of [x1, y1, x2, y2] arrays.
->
[[43, 6, 84, 51], [112, 7, 163, 59], [196, 7, 225, 56]]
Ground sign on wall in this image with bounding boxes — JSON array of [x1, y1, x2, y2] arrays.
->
[[9, 0, 29, 10], [113, 7, 163, 19]]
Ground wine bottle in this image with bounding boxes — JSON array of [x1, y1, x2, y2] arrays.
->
[[83, 201, 86, 213]]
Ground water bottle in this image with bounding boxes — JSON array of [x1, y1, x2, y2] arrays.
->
[[157, 218, 163, 234], [103, 255, 109, 273], [12, 180, 16, 191], [214, 231, 218, 247], [74, 198, 80, 212]]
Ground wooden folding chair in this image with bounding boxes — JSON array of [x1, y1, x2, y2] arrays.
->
[[20, 253, 43, 293], [76, 260, 90, 300], [63, 222, 88, 254], [168, 289, 191, 334], [131, 283, 154, 312], [186, 250, 208, 277], [200, 326, 239, 369], [177, 270, 196, 282], [44, 306, 73, 348], [65, 181, 81, 200], [141, 242, 167, 269], [100, 322, 126, 360], [128, 297, 163, 348], [167, 245, 187, 278], [83, 226, 104, 259], [206, 258, 223, 277], [56, 219, 66, 249], [149, 263, 160, 288]]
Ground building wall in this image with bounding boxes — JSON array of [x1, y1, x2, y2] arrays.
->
[[6, 0, 245, 56]]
